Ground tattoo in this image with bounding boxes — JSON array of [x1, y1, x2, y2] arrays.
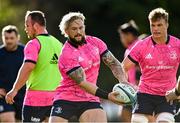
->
[[69, 67, 86, 84], [102, 51, 127, 82]]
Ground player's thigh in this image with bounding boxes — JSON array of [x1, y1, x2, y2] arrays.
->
[[0, 112, 16, 122], [131, 113, 155, 123], [49, 116, 68, 123], [120, 105, 132, 122], [79, 108, 107, 122], [155, 112, 175, 123], [0, 98, 16, 122]]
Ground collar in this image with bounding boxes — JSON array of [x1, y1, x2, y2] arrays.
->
[[151, 35, 170, 45], [37, 34, 50, 36]]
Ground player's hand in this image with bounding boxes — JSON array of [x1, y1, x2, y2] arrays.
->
[[165, 89, 178, 105], [0, 88, 6, 98], [108, 91, 125, 105], [5, 89, 18, 104]]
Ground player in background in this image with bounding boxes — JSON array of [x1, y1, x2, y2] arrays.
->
[[5, 11, 63, 122], [0, 25, 25, 122], [117, 20, 141, 122], [49, 12, 130, 123], [122, 8, 180, 123]]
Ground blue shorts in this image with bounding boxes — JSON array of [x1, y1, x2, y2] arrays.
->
[[50, 100, 103, 120], [0, 97, 23, 120], [133, 93, 176, 115], [22, 105, 52, 122]]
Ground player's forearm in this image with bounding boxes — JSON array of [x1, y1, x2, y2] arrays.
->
[[102, 51, 127, 82], [109, 60, 127, 82], [79, 81, 98, 95], [79, 81, 109, 99], [12, 63, 34, 92]]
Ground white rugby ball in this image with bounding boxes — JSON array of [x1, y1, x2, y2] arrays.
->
[[112, 83, 137, 104]]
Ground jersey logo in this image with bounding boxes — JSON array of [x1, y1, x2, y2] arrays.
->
[[50, 53, 58, 64], [170, 51, 177, 60], [145, 53, 152, 59], [78, 56, 84, 62]]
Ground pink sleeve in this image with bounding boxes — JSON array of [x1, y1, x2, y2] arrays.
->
[[128, 41, 143, 63], [24, 38, 40, 62], [58, 52, 80, 74], [90, 36, 108, 55]]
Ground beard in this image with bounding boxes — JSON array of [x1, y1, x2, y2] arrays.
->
[[68, 35, 86, 46]]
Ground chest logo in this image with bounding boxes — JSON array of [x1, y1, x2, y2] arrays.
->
[[170, 51, 177, 60], [145, 53, 152, 59]]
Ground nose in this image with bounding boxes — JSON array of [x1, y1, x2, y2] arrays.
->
[[77, 28, 81, 34]]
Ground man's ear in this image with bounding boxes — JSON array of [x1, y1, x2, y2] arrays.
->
[[65, 29, 69, 36], [33, 23, 39, 30]]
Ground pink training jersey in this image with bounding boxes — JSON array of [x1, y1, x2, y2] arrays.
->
[[23, 37, 55, 106], [128, 35, 180, 96], [124, 40, 139, 85], [54, 35, 107, 102]]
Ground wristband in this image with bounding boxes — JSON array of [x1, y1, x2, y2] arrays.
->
[[175, 89, 180, 96], [95, 88, 109, 99]]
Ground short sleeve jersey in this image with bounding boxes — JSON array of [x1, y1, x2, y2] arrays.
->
[[128, 35, 180, 96], [124, 40, 139, 85], [54, 35, 108, 102]]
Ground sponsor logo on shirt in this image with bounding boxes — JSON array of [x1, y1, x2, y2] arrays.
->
[[50, 53, 58, 64], [146, 65, 174, 70], [145, 53, 152, 59]]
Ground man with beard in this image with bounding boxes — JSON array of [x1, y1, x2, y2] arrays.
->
[[5, 11, 63, 122], [49, 12, 130, 123], [0, 25, 25, 122]]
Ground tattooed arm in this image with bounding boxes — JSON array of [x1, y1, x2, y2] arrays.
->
[[69, 67, 98, 95], [68, 67, 125, 104], [102, 51, 127, 82]]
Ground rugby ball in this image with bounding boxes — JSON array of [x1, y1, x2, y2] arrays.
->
[[112, 83, 137, 105]]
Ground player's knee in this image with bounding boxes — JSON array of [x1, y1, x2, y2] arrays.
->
[[131, 114, 148, 123], [156, 112, 175, 123]]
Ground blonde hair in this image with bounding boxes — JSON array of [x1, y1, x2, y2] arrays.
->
[[148, 8, 168, 22], [59, 12, 85, 37]]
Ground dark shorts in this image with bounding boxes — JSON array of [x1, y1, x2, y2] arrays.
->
[[22, 105, 52, 122], [0, 97, 23, 120], [133, 93, 176, 115], [50, 100, 103, 120]]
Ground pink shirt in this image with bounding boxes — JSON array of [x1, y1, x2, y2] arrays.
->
[[124, 40, 139, 85], [54, 36, 107, 102], [23, 36, 57, 106], [24, 38, 40, 62], [128, 35, 180, 96]]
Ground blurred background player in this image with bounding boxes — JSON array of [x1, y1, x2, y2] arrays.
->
[[123, 8, 180, 123], [0, 25, 25, 122], [117, 20, 141, 122], [49, 12, 129, 123], [5, 11, 63, 122]]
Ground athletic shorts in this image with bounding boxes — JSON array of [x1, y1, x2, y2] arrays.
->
[[22, 105, 52, 122], [50, 100, 103, 120], [132, 93, 176, 115], [0, 97, 23, 120]]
